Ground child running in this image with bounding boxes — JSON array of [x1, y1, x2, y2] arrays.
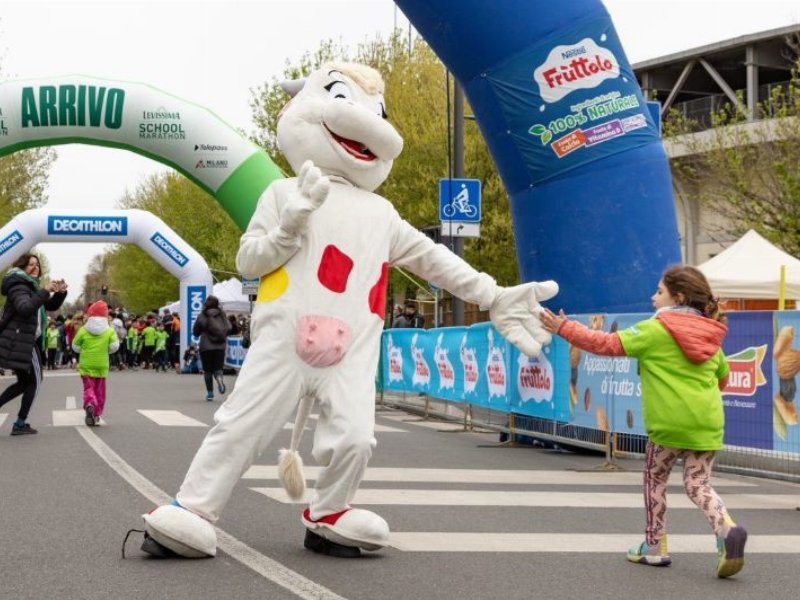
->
[[72, 300, 119, 426], [540, 265, 746, 578]]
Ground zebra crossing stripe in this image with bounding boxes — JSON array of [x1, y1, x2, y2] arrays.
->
[[241, 466, 754, 486], [282, 422, 406, 433], [0, 413, 6, 428], [52, 410, 87, 426], [137, 410, 207, 427], [249, 488, 797, 510], [388, 532, 800, 553]]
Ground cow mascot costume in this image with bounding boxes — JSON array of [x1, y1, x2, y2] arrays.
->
[[141, 62, 558, 558]]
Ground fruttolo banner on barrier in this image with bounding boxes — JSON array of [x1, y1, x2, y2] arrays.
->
[[382, 310, 800, 455]]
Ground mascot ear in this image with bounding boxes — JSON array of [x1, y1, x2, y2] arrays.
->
[[280, 78, 306, 98]]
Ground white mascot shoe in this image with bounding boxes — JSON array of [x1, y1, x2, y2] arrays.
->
[[142, 504, 217, 558], [302, 508, 389, 557]]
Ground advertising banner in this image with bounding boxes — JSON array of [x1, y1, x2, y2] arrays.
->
[[722, 312, 774, 449], [383, 329, 433, 394], [490, 16, 658, 186], [224, 336, 247, 369], [186, 285, 207, 348], [508, 335, 562, 421], [380, 310, 800, 458], [770, 312, 800, 452]]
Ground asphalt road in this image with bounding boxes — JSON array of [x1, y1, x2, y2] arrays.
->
[[0, 368, 798, 600]]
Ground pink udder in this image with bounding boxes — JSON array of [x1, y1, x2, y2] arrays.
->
[[295, 315, 353, 367]]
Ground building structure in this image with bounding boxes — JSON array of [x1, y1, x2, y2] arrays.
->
[[633, 24, 800, 265]]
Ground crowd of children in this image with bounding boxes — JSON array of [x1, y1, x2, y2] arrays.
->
[[34, 303, 250, 427], [41, 306, 250, 374], [46, 308, 173, 372]]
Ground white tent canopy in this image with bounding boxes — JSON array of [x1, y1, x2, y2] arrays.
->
[[213, 277, 252, 313], [162, 277, 252, 315], [696, 229, 800, 299]]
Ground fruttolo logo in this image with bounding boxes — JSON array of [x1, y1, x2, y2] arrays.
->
[[534, 38, 619, 103]]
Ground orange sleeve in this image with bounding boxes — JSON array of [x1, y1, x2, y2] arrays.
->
[[558, 320, 626, 356]]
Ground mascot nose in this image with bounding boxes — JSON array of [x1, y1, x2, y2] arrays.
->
[[324, 101, 403, 161]]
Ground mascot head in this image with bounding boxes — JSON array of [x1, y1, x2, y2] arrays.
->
[[277, 62, 403, 192]]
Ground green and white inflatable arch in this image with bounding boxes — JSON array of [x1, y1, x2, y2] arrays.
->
[[0, 75, 284, 229]]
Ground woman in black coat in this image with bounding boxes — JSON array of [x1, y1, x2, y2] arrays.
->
[[191, 295, 229, 401], [0, 253, 67, 435]]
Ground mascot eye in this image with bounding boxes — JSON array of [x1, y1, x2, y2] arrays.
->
[[324, 81, 352, 100]]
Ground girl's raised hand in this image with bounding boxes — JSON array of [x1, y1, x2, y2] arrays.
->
[[540, 308, 568, 334]]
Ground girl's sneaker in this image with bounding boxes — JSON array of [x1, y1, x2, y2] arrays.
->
[[215, 374, 226, 394], [626, 536, 671, 566], [84, 405, 96, 427], [205, 391, 214, 401], [716, 525, 747, 578]]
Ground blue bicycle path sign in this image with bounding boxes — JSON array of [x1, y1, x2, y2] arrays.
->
[[439, 178, 481, 223]]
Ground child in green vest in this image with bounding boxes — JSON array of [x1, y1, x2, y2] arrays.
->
[[541, 265, 746, 579], [72, 300, 119, 426], [141, 319, 157, 369], [154, 323, 169, 372], [45, 320, 59, 370]]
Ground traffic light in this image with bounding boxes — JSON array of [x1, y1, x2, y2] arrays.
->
[[101, 285, 108, 296]]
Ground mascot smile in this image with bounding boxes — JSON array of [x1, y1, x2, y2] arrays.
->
[[141, 62, 558, 558]]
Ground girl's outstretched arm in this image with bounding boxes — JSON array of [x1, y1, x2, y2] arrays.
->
[[540, 308, 626, 357]]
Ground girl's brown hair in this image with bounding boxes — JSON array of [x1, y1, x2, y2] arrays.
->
[[662, 265, 723, 321]]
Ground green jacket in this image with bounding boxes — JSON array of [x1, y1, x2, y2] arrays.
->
[[73, 318, 120, 377]]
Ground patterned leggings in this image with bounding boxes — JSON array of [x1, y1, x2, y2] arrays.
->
[[644, 441, 730, 544]]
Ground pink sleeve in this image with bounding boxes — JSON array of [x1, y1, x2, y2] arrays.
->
[[558, 320, 626, 356]]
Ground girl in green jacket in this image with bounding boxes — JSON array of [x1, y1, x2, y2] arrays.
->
[[72, 300, 119, 426], [541, 265, 746, 579]]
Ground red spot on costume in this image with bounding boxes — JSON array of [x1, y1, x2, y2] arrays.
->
[[368, 262, 390, 318], [318, 244, 353, 293]]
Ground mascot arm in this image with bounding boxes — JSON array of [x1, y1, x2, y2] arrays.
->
[[390, 218, 498, 309], [389, 216, 558, 357], [236, 182, 303, 278], [237, 163, 329, 278]]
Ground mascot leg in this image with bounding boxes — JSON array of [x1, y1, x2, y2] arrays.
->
[[302, 371, 389, 556], [144, 349, 302, 557]]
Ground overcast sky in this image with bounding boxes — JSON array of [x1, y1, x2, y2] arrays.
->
[[1, 0, 799, 297]]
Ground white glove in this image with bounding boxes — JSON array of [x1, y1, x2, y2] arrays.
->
[[489, 280, 559, 357], [279, 160, 330, 237]]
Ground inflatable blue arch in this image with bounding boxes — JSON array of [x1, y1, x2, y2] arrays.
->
[[0, 0, 680, 315], [396, 0, 682, 313]]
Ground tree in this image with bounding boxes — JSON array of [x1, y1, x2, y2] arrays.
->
[[0, 148, 55, 224], [249, 32, 520, 308], [665, 60, 800, 255], [0, 147, 55, 292]]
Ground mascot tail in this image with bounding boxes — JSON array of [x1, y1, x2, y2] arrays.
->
[[278, 395, 315, 500]]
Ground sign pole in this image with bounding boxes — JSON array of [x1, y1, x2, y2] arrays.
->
[[452, 81, 465, 326]]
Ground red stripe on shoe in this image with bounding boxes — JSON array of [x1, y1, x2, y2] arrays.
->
[[303, 507, 350, 525]]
